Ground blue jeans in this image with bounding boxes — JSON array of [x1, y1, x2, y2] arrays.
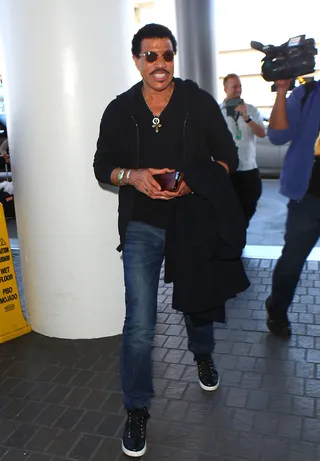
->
[[121, 221, 215, 410], [271, 195, 320, 313]]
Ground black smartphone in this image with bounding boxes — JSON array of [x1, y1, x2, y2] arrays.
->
[[154, 171, 184, 191]]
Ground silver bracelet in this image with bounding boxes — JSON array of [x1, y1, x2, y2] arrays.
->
[[125, 169, 132, 183], [117, 168, 126, 186]]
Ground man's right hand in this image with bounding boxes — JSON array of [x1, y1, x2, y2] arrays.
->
[[129, 168, 175, 200], [269, 80, 291, 131], [274, 79, 292, 94]]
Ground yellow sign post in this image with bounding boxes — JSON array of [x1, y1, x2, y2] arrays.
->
[[0, 203, 31, 343]]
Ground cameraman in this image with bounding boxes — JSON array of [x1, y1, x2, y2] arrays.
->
[[266, 79, 320, 338], [221, 74, 266, 224]]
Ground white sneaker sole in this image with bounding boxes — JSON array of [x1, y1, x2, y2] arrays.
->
[[199, 376, 220, 391], [122, 441, 147, 458]]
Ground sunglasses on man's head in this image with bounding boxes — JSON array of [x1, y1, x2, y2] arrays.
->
[[139, 50, 175, 63]]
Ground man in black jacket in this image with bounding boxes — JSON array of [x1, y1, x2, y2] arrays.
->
[[94, 23, 239, 458]]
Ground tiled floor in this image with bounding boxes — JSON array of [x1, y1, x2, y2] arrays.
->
[[1, 255, 320, 461]]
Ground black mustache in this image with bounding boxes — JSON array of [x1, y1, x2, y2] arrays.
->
[[151, 69, 169, 75]]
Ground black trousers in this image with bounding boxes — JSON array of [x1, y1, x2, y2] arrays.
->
[[271, 195, 320, 313], [230, 168, 262, 224]]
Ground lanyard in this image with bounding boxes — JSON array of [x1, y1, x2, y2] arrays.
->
[[232, 113, 242, 140]]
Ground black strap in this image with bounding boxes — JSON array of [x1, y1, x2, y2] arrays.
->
[[232, 112, 240, 123], [301, 81, 317, 110]]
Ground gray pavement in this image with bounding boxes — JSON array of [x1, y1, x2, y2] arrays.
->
[[1, 255, 320, 461], [3, 190, 320, 460], [247, 179, 287, 246]]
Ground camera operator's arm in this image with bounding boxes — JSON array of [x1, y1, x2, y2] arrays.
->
[[269, 80, 291, 130], [268, 80, 303, 145], [236, 103, 266, 138]]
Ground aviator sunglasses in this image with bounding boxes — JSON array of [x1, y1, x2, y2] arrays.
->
[[139, 50, 175, 63]]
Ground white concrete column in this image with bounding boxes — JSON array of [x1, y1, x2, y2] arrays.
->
[[0, 0, 135, 338]]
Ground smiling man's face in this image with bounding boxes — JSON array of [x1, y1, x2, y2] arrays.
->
[[133, 37, 174, 92], [224, 76, 242, 100]]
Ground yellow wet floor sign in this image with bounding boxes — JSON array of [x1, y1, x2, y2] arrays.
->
[[0, 204, 31, 343]]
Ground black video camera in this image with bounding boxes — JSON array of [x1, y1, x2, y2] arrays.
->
[[224, 98, 244, 117], [251, 35, 317, 83]]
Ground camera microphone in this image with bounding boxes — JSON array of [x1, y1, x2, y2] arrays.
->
[[250, 41, 264, 51]]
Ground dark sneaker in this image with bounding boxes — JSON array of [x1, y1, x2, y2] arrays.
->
[[122, 407, 150, 458], [265, 296, 292, 338], [196, 355, 220, 391]]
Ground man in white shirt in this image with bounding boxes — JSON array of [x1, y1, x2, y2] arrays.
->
[[221, 73, 266, 224]]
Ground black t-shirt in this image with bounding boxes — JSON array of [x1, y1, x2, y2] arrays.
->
[[131, 85, 186, 229]]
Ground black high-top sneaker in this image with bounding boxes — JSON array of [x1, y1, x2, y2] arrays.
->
[[196, 355, 220, 391], [122, 407, 150, 457], [265, 296, 292, 338]]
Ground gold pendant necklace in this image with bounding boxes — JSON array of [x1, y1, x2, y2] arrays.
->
[[152, 117, 162, 133], [143, 83, 174, 133]]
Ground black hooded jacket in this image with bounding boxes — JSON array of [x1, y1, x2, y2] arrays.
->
[[165, 162, 250, 320], [93, 78, 238, 250]]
